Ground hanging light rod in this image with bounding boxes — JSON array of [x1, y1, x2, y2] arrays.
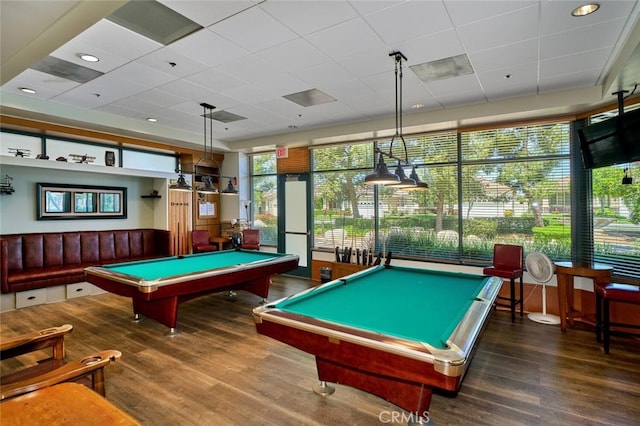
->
[[364, 51, 428, 190], [170, 102, 239, 194]]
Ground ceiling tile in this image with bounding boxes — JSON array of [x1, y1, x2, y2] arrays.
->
[[444, 0, 537, 26], [159, 0, 256, 27], [261, 0, 358, 35], [169, 28, 250, 67], [305, 18, 387, 60], [540, 19, 628, 60], [456, 5, 539, 53], [363, 1, 452, 44], [468, 39, 538, 74], [209, 6, 298, 53]]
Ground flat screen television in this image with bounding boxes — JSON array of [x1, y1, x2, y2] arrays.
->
[[578, 107, 640, 169]]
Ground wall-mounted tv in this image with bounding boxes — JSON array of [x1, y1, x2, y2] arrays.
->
[[579, 106, 640, 169]]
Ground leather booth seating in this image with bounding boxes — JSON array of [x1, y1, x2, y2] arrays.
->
[[1, 229, 171, 294]]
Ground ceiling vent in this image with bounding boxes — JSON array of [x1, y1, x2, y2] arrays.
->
[[107, 0, 202, 45], [205, 110, 247, 123], [283, 88, 336, 107], [30, 56, 103, 83], [410, 54, 474, 83]]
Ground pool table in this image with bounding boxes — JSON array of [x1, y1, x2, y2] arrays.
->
[[85, 250, 299, 334], [253, 265, 502, 419]]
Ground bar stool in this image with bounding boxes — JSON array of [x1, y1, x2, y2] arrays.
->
[[483, 244, 524, 322], [595, 282, 640, 354]]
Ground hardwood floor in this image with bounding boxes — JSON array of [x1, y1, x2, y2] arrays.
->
[[2, 275, 639, 425]]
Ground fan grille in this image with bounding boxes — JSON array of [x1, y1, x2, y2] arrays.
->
[[525, 252, 555, 283]]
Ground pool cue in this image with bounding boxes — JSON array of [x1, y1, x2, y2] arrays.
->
[[335, 246, 340, 262], [341, 209, 346, 257], [361, 249, 367, 266], [356, 248, 360, 265], [330, 212, 335, 249], [368, 251, 373, 265], [384, 252, 392, 266], [177, 222, 184, 259]]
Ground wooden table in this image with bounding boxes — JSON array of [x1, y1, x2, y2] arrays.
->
[[210, 236, 231, 251], [0, 382, 140, 425], [555, 261, 613, 332]]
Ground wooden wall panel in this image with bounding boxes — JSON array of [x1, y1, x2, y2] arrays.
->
[[277, 147, 309, 173]]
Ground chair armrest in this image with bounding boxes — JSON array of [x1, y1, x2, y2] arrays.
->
[[0, 324, 73, 360], [0, 349, 122, 400]]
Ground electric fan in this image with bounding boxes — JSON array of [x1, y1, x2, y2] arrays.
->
[[526, 252, 560, 325]]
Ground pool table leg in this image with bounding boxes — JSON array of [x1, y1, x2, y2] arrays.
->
[[132, 297, 180, 334], [315, 357, 433, 417], [312, 380, 335, 396]]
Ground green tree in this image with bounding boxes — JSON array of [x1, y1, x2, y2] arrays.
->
[[488, 124, 569, 227], [313, 143, 372, 218], [593, 164, 640, 223]]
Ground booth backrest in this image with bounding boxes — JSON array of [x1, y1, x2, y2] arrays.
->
[[1, 229, 171, 294]]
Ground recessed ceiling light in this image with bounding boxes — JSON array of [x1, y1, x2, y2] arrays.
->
[[411, 104, 424, 109], [146, 118, 158, 123], [78, 53, 99, 62], [19, 87, 37, 94], [571, 3, 600, 17]]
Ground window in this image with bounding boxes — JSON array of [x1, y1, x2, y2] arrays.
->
[[312, 122, 572, 265], [584, 107, 640, 279], [460, 123, 571, 263], [250, 153, 278, 246]]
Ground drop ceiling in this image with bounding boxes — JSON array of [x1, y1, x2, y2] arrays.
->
[[1, 0, 640, 154]]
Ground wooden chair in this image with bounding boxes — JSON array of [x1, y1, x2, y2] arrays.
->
[[595, 282, 640, 354], [483, 244, 524, 322], [241, 229, 260, 250], [192, 230, 217, 253], [1, 324, 121, 400]]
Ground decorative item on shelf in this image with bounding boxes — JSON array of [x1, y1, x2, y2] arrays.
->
[[221, 177, 238, 194], [105, 151, 115, 166], [622, 167, 633, 185], [56, 156, 67, 162], [36, 154, 49, 160], [8, 148, 30, 157], [1, 175, 15, 194], [141, 190, 161, 199], [69, 154, 96, 164], [364, 51, 428, 191]]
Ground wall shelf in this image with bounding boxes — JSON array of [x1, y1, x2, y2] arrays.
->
[[0, 155, 176, 179], [141, 195, 161, 199]]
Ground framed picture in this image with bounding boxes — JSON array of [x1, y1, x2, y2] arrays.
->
[[37, 183, 127, 220], [105, 151, 116, 166]]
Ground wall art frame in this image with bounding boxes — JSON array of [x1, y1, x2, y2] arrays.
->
[[37, 183, 127, 220]]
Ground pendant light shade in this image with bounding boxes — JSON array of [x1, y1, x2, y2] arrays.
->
[[364, 153, 401, 185], [169, 172, 192, 191], [386, 162, 416, 189], [197, 175, 218, 193], [404, 166, 429, 190]]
